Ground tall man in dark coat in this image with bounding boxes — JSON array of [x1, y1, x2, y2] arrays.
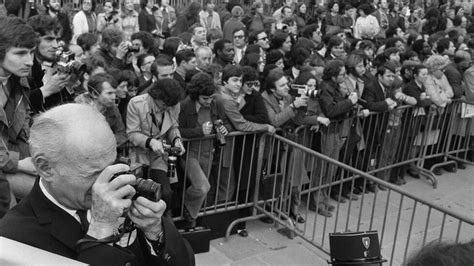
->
[[0, 16, 38, 217], [0, 104, 195, 266]]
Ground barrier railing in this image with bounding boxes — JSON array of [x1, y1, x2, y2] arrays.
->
[[170, 100, 473, 264], [173, 130, 266, 220], [243, 133, 474, 265], [445, 99, 474, 166]]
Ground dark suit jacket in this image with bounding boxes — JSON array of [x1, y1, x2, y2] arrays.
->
[[0, 179, 195, 266], [240, 91, 270, 124], [139, 10, 156, 33], [403, 80, 432, 108], [444, 63, 464, 99], [361, 79, 389, 112]]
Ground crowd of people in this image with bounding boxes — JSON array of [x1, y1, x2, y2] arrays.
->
[[0, 0, 473, 264]]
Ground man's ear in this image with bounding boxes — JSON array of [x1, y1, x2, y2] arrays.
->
[[32, 154, 55, 181]]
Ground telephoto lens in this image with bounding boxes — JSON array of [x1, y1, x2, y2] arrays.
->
[[213, 119, 226, 146]]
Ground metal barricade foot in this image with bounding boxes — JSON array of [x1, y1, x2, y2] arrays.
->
[[418, 168, 438, 189]]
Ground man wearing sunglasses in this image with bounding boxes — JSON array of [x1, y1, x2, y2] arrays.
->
[[249, 30, 270, 62]]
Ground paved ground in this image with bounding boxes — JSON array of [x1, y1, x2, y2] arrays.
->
[[196, 165, 474, 266]]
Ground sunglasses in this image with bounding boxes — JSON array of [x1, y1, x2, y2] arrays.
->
[[245, 81, 260, 87]]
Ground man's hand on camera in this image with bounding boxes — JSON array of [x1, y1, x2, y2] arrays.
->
[[174, 138, 186, 156], [40, 73, 70, 97], [149, 139, 165, 154], [293, 96, 308, 108], [115, 41, 129, 60], [128, 197, 166, 241], [218, 125, 229, 136], [89, 164, 136, 239]]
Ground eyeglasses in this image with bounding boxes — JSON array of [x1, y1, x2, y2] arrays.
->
[[245, 81, 260, 87], [234, 35, 245, 39], [258, 36, 268, 41]]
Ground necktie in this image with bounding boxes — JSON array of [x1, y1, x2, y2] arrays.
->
[[76, 210, 89, 232], [162, 8, 169, 32]]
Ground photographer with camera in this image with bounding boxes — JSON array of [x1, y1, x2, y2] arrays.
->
[[178, 72, 228, 227], [0, 104, 194, 265], [0, 16, 37, 218], [126, 78, 185, 215], [26, 15, 76, 114], [94, 28, 130, 71]]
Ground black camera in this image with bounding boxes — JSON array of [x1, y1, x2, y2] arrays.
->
[[289, 84, 319, 98], [213, 119, 226, 146], [128, 44, 140, 53], [55, 50, 86, 77], [113, 157, 162, 202], [164, 146, 182, 179]]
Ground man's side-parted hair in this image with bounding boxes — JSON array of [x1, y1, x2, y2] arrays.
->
[[264, 68, 285, 93], [27, 15, 62, 37], [77, 33, 99, 52], [148, 78, 183, 107], [0, 16, 37, 61], [222, 65, 243, 85], [322, 59, 345, 81], [88, 73, 118, 96], [150, 55, 174, 77], [188, 72, 217, 101], [176, 49, 196, 66]]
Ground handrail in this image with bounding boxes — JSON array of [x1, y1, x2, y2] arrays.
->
[[270, 133, 474, 225]]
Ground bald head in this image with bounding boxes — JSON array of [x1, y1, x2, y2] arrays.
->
[[29, 104, 116, 166]]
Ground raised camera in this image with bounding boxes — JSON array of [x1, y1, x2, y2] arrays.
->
[[289, 84, 319, 98], [113, 157, 162, 202]]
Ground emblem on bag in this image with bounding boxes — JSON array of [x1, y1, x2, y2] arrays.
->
[[362, 237, 370, 250]]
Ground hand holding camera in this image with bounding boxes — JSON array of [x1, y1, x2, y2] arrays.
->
[[293, 96, 309, 108], [213, 119, 228, 146], [116, 41, 129, 60], [89, 164, 137, 239], [149, 138, 165, 154], [128, 196, 166, 241], [40, 72, 71, 97]]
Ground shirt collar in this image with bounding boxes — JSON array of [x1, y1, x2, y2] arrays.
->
[[39, 177, 82, 223]]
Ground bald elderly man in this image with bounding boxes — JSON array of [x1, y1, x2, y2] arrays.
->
[[0, 104, 194, 265]]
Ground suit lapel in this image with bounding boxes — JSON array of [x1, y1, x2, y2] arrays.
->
[[29, 180, 85, 253]]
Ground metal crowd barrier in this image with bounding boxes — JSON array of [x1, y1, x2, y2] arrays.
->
[[445, 99, 474, 166], [243, 133, 474, 265], [169, 100, 473, 264], [291, 101, 473, 189], [173, 130, 266, 220]]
